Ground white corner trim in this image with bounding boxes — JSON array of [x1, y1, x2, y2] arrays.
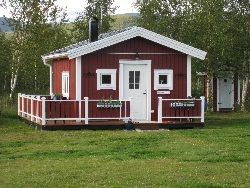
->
[[49, 66, 53, 96], [68, 27, 207, 60], [76, 57, 81, 100], [96, 69, 117, 90], [154, 69, 173, 91], [187, 55, 191, 97], [119, 64, 124, 100]]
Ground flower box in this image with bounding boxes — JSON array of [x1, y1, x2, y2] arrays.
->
[[171, 101, 195, 109], [97, 103, 122, 108]]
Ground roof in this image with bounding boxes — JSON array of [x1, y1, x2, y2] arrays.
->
[[42, 26, 207, 62]]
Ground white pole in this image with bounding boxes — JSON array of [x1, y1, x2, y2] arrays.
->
[[26, 95, 29, 118], [18, 93, 21, 116], [31, 96, 34, 122], [158, 97, 163, 123], [41, 97, 46, 126], [78, 99, 82, 122], [30, 96, 34, 121], [200, 96, 205, 123], [22, 94, 25, 117], [84, 97, 89, 124], [36, 96, 40, 123]]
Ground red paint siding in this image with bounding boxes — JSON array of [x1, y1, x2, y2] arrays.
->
[[81, 37, 187, 121], [52, 58, 76, 99]]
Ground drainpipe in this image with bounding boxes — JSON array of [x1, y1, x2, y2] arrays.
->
[[42, 57, 53, 96]]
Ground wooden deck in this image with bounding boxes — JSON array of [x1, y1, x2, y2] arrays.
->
[[21, 118, 204, 130]]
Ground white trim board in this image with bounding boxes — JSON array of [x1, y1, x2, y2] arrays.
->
[[187, 55, 191, 97], [76, 57, 81, 100]]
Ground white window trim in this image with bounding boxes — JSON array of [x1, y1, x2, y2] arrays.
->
[[154, 69, 173, 90], [62, 71, 69, 98], [96, 69, 117, 90]]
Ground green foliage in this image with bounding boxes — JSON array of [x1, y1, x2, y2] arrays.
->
[[5, 0, 72, 96], [72, 0, 117, 42], [111, 13, 139, 30], [0, 111, 250, 187], [136, 0, 249, 76], [0, 32, 11, 94]]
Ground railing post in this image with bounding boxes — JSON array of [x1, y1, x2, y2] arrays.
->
[[18, 93, 21, 116], [200, 96, 205, 123], [36, 96, 40, 123], [27, 95, 29, 118], [158, 97, 163, 123], [84, 97, 89, 124], [22, 94, 25, 117], [41, 97, 46, 126], [31, 96, 34, 122], [77, 99, 82, 122]]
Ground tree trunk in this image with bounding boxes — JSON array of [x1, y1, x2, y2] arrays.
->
[[9, 70, 18, 99], [241, 76, 249, 111], [207, 75, 214, 111]]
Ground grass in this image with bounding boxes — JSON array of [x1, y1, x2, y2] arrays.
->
[[0, 109, 249, 187]]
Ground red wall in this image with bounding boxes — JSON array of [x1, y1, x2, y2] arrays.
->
[[52, 58, 76, 99], [81, 37, 187, 120]]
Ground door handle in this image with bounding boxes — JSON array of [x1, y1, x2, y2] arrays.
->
[[143, 91, 147, 95]]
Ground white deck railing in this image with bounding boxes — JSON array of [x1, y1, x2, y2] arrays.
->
[[158, 97, 205, 123], [18, 93, 131, 126]]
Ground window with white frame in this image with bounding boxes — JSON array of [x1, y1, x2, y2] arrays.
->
[[62, 72, 69, 98], [154, 69, 173, 90], [96, 69, 117, 90]]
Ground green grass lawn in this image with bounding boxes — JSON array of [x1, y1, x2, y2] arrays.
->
[[0, 110, 249, 187]]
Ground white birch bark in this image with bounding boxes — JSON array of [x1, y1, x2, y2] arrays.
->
[[241, 76, 249, 111]]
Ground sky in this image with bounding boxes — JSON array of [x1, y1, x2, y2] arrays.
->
[[0, 0, 138, 20]]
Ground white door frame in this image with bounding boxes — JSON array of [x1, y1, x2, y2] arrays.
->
[[119, 60, 151, 121]]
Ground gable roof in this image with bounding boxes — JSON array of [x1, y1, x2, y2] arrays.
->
[[42, 26, 207, 62]]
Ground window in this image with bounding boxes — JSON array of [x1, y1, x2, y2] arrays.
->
[[62, 72, 69, 98], [96, 69, 117, 90], [129, 71, 140, 89], [154, 69, 173, 90]]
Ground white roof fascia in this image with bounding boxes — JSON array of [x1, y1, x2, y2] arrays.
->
[[68, 27, 207, 60], [42, 52, 68, 62], [137, 27, 207, 60]]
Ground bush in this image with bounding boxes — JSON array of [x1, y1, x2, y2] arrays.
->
[[0, 95, 17, 118]]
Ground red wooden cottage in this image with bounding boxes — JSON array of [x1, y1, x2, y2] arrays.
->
[[18, 21, 207, 130]]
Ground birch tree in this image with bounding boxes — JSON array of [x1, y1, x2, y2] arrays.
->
[[0, 32, 11, 94], [73, 0, 117, 42], [7, 0, 70, 97], [136, 0, 249, 110]]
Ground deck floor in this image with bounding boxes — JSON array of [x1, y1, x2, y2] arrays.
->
[[22, 118, 204, 130]]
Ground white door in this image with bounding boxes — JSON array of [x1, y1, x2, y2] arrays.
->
[[123, 64, 148, 120], [218, 78, 233, 109]]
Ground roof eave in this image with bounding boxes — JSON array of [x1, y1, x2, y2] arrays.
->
[[68, 27, 207, 60], [42, 53, 68, 63]]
